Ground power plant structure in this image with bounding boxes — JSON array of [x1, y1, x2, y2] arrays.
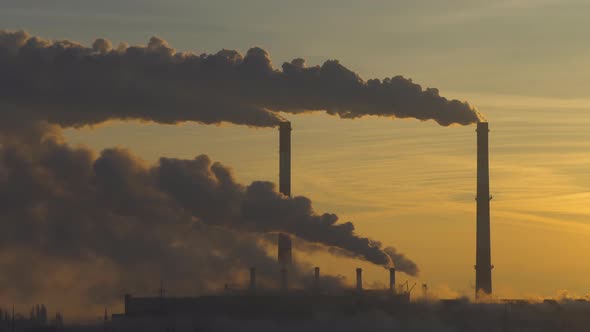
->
[[120, 267, 410, 321], [475, 121, 493, 297], [115, 120, 411, 323], [113, 120, 499, 325]]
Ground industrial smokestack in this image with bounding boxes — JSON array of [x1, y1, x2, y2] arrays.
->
[[279, 121, 291, 196], [389, 268, 396, 293], [356, 268, 363, 292], [278, 121, 293, 266], [249, 267, 256, 293], [314, 267, 320, 292], [475, 121, 493, 298], [280, 267, 288, 292]]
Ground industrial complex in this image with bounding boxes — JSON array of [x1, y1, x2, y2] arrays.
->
[[99, 121, 590, 332], [3, 121, 590, 332], [116, 120, 411, 321], [112, 121, 495, 321]]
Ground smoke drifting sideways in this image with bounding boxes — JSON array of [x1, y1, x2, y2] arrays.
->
[[0, 30, 482, 128], [0, 124, 417, 312]]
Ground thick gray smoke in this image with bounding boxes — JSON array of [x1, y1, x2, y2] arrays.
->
[[0, 29, 425, 314], [0, 124, 285, 309], [0, 30, 481, 128], [156, 158, 395, 267], [0, 124, 415, 313], [152, 153, 404, 269]]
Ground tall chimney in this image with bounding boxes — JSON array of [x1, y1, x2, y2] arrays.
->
[[356, 268, 363, 292], [278, 122, 293, 265], [389, 268, 396, 293], [475, 121, 493, 298], [281, 267, 288, 292], [314, 267, 320, 292], [279, 121, 291, 196], [249, 267, 256, 293]]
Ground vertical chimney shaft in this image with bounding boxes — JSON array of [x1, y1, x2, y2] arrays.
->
[[476, 122, 492, 298], [356, 268, 363, 292], [279, 121, 291, 196], [389, 268, 396, 293], [278, 122, 293, 266]]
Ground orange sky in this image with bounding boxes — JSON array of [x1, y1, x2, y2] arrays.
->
[[64, 92, 590, 302]]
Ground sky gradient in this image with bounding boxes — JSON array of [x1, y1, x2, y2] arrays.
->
[[2, 0, 590, 313]]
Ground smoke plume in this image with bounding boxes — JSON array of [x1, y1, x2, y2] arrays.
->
[[0, 123, 415, 313], [151, 149, 404, 268], [0, 30, 482, 128], [0, 29, 428, 313]]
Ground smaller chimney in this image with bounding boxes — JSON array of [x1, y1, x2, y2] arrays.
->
[[281, 267, 288, 292], [356, 268, 363, 292], [249, 267, 256, 293], [314, 267, 320, 292], [389, 268, 396, 293]]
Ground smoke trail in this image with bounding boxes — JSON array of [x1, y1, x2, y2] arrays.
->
[[0, 124, 415, 311], [0, 124, 281, 305], [0, 124, 348, 312], [384, 247, 419, 276], [127, 140, 413, 271], [0, 30, 482, 128], [0, 30, 426, 312]]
